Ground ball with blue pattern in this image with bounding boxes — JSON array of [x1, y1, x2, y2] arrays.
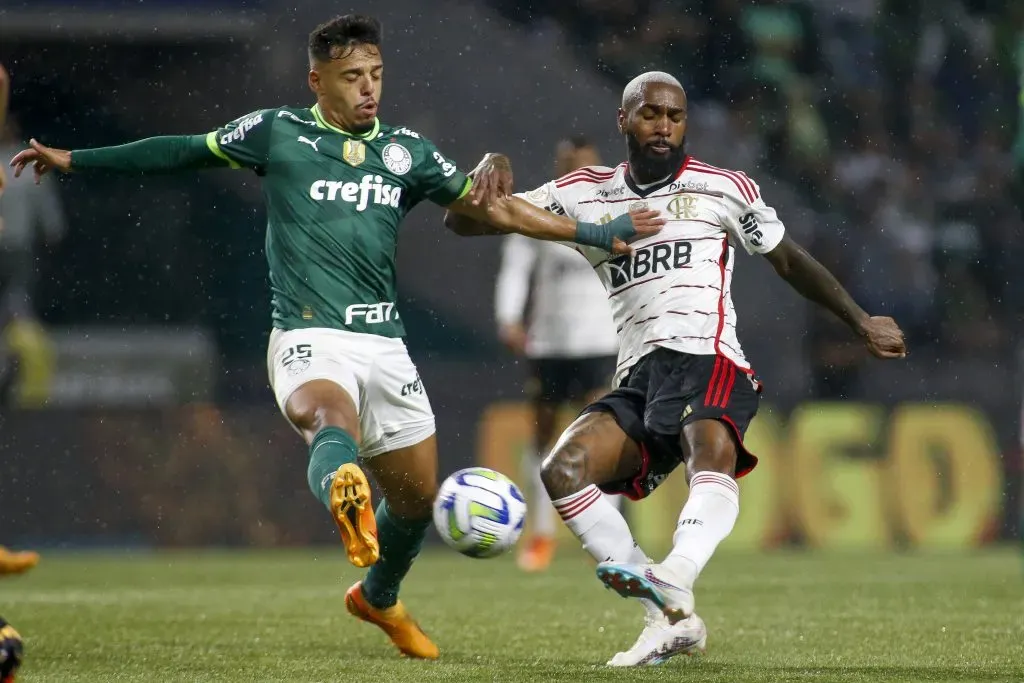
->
[[432, 467, 527, 558]]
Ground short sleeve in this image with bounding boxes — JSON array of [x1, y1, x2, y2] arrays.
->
[[515, 180, 579, 217], [515, 180, 608, 264], [720, 177, 786, 255], [206, 110, 275, 173], [411, 136, 471, 206]]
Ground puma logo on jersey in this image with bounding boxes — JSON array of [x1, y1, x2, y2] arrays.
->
[[608, 240, 693, 288], [309, 174, 403, 211], [298, 136, 321, 152]]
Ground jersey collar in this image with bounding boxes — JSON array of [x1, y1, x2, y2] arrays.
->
[[311, 103, 380, 139], [624, 155, 691, 198]]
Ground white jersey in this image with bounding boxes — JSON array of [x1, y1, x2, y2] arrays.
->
[[516, 158, 786, 383], [494, 234, 618, 358]]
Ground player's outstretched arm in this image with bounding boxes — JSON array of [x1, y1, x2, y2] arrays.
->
[[442, 152, 665, 253], [9, 135, 228, 184], [764, 234, 907, 359], [446, 194, 662, 256]]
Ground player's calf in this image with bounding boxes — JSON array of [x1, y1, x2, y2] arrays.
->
[[285, 380, 379, 567], [540, 412, 652, 571], [359, 437, 438, 610], [659, 419, 742, 593]]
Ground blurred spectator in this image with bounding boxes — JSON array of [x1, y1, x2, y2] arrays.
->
[[0, 115, 65, 407], [494, 136, 620, 572], [0, 63, 8, 196]]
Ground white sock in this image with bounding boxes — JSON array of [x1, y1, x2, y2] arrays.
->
[[553, 485, 661, 619], [524, 449, 556, 537], [662, 471, 740, 586]]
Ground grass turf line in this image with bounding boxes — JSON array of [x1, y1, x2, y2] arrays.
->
[[1, 548, 1021, 682]]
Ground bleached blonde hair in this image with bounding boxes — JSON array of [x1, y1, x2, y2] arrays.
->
[[621, 71, 684, 110]]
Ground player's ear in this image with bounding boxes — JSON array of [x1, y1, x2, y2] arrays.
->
[[308, 67, 321, 95], [617, 108, 626, 135]]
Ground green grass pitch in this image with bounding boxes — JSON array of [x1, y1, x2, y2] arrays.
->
[[1, 547, 1022, 682]]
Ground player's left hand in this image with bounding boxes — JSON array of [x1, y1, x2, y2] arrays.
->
[[858, 316, 907, 359], [9, 139, 72, 184], [468, 153, 514, 206], [0, 617, 23, 683]]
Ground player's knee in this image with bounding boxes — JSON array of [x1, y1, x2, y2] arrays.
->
[[285, 382, 360, 443], [682, 419, 738, 477], [540, 444, 587, 500], [291, 404, 358, 442]]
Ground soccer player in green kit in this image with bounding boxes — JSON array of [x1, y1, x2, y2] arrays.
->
[[10, 14, 662, 659]]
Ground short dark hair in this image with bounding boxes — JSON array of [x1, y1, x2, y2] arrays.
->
[[308, 14, 382, 63]]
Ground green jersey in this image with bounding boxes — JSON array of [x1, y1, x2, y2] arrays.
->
[[206, 104, 471, 337]]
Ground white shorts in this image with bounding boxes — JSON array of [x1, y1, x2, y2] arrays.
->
[[267, 327, 435, 458]]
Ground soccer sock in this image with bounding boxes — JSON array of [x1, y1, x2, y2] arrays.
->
[[662, 471, 740, 586], [306, 426, 359, 509], [553, 486, 663, 617], [524, 449, 557, 537], [552, 485, 643, 564], [362, 500, 430, 610]]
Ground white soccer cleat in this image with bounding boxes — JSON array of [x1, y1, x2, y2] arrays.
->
[[607, 612, 707, 667], [596, 561, 695, 624]]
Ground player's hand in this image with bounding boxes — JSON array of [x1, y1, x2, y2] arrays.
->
[[498, 323, 528, 355], [577, 208, 664, 254], [9, 139, 71, 184], [0, 164, 6, 196], [0, 617, 23, 683], [610, 209, 665, 255], [858, 316, 907, 359], [468, 153, 514, 206]]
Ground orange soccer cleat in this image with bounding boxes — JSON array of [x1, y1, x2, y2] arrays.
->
[[344, 581, 439, 659], [329, 463, 379, 568], [516, 535, 555, 572], [0, 548, 39, 576]]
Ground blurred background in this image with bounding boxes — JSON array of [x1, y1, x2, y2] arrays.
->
[[0, 0, 1021, 554]]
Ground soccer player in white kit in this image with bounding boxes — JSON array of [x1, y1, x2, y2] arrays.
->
[[447, 71, 907, 666], [495, 137, 620, 572]]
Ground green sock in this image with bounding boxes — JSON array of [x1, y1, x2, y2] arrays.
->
[[362, 500, 430, 609], [306, 427, 359, 509]]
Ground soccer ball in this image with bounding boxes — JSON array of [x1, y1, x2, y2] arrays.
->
[[433, 467, 527, 558]]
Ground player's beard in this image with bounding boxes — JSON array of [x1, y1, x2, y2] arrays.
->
[[626, 133, 687, 184]]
